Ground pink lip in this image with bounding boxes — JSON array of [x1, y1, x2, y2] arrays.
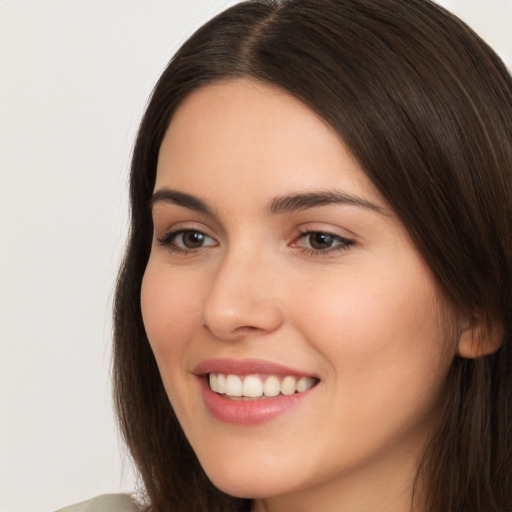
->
[[193, 358, 319, 425], [193, 358, 317, 378]]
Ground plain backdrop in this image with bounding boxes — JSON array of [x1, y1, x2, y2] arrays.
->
[[1, 1, 510, 511]]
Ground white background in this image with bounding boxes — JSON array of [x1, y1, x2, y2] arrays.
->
[[1, 1, 510, 511]]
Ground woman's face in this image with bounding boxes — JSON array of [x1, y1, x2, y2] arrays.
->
[[141, 79, 461, 510]]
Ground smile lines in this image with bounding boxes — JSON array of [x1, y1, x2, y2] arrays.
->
[[209, 373, 318, 399]]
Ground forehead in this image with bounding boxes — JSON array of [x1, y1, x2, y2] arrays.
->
[[155, 78, 384, 210], [166, 78, 332, 136], [158, 78, 342, 167]]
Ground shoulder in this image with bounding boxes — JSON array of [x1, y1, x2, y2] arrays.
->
[[55, 494, 140, 512]]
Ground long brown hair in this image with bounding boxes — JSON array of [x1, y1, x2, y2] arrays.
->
[[113, 1, 512, 510]]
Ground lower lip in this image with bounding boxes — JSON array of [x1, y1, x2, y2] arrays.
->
[[199, 377, 315, 425]]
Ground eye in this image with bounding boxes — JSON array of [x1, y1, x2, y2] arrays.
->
[[292, 231, 354, 254], [157, 229, 217, 251]]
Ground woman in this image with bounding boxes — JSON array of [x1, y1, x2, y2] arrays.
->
[[61, 0, 512, 510]]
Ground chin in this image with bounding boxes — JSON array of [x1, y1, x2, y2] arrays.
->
[[200, 456, 301, 499], [209, 474, 287, 500]]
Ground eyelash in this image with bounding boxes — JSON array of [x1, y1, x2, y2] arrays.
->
[[157, 229, 217, 255], [293, 229, 354, 257], [156, 228, 354, 257]]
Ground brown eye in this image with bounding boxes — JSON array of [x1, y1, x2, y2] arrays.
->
[[308, 233, 335, 250], [292, 231, 354, 254], [157, 229, 217, 250], [179, 231, 208, 248]]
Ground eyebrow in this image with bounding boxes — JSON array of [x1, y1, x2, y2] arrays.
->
[[268, 191, 384, 215], [150, 188, 214, 214], [150, 188, 384, 216]]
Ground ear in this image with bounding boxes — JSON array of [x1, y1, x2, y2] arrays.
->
[[457, 315, 504, 359]]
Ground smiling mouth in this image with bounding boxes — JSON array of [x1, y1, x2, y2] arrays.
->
[[208, 373, 320, 400]]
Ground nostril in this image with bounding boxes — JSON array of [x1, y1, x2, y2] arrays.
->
[[235, 325, 260, 333], [202, 303, 283, 341]]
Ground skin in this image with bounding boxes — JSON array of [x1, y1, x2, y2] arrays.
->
[[141, 78, 466, 512]]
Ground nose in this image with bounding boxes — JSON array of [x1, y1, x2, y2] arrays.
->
[[201, 248, 284, 341]]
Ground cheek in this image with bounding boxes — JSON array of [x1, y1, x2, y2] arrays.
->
[[298, 263, 453, 389], [294, 268, 455, 458], [140, 262, 202, 360]]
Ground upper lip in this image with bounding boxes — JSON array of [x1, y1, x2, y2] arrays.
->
[[193, 358, 318, 378]]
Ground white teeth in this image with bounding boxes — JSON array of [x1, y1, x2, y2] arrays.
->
[[217, 373, 226, 394], [209, 373, 228, 394], [243, 375, 264, 398], [209, 373, 219, 392], [281, 376, 297, 395], [263, 375, 281, 397], [209, 373, 317, 398], [225, 374, 243, 397], [297, 376, 316, 393]]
